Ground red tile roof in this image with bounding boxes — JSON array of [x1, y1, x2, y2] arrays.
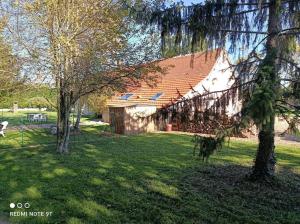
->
[[107, 49, 221, 108]]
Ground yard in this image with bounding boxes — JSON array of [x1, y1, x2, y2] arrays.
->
[[0, 111, 57, 126], [1, 1, 299, 224], [0, 126, 107, 149], [0, 130, 299, 224], [0, 110, 95, 126]]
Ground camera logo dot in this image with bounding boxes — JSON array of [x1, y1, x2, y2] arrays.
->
[[10, 202, 31, 209]]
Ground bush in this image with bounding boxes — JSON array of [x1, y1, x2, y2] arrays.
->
[[28, 97, 51, 110]]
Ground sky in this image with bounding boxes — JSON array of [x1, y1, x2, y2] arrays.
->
[[182, 0, 203, 5]]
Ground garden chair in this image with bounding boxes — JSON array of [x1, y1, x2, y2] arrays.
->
[[27, 114, 35, 122], [33, 114, 41, 122], [0, 121, 8, 137], [40, 114, 47, 122]]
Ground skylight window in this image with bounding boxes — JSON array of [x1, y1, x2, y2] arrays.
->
[[120, 93, 133, 100], [150, 92, 163, 101]]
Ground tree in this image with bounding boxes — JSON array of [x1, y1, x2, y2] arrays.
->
[[2, 0, 162, 153], [135, 0, 300, 180], [73, 93, 109, 131], [73, 98, 84, 131], [0, 84, 56, 109], [73, 96, 89, 131], [28, 97, 51, 110], [160, 34, 207, 58], [87, 93, 111, 115], [0, 29, 22, 102]]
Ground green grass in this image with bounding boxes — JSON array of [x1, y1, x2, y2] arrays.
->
[[0, 125, 109, 149], [0, 110, 97, 126], [0, 111, 57, 126], [0, 132, 299, 224]]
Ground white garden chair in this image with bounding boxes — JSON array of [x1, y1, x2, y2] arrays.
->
[[33, 114, 40, 122], [0, 121, 8, 137]]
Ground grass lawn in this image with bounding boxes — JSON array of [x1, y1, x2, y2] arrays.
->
[[0, 126, 108, 149], [0, 110, 96, 126], [0, 131, 299, 224], [0, 111, 57, 126]]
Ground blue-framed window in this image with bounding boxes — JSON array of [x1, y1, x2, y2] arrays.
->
[[120, 93, 133, 100], [150, 92, 163, 101]]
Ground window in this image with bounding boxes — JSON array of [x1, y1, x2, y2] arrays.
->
[[120, 93, 133, 100], [150, 92, 163, 101]]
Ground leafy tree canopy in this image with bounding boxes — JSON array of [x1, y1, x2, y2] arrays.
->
[[0, 30, 22, 102], [0, 84, 56, 109]]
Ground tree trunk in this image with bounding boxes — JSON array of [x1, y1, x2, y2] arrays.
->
[[251, 117, 276, 179], [74, 101, 82, 131], [57, 88, 72, 153], [250, 0, 279, 180]]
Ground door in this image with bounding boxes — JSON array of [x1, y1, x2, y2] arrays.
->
[[109, 107, 125, 134]]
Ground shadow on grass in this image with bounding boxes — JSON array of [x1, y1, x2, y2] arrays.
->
[[0, 133, 299, 224], [0, 125, 109, 149], [180, 164, 300, 224]]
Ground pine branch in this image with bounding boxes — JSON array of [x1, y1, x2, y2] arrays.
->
[[216, 27, 300, 41], [189, 0, 296, 7], [280, 78, 300, 83], [277, 100, 300, 110], [219, 29, 267, 35], [278, 57, 300, 72], [275, 27, 300, 37], [163, 79, 256, 109]]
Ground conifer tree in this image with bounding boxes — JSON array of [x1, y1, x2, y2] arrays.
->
[[134, 0, 300, 180]]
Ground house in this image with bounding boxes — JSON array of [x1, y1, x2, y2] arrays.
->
[[103, 49, 240, 134]]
